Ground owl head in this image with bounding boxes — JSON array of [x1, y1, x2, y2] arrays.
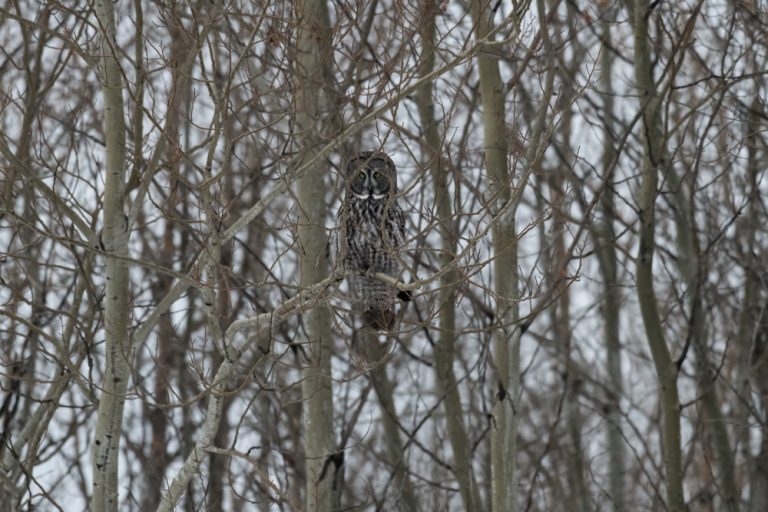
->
[[346, 151, 397, 200]]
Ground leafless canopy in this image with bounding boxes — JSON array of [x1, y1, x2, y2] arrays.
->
[[1, 1, 767, 511]]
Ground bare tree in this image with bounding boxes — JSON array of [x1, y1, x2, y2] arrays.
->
[[416, 1, 482, 509], [293, 0, 337, 508], [595, 5, 626, 509], [632, 0, 688, 508], [91, 0, 131, 509], [468, 0, 521, 510], [2, 1, 768, 511]]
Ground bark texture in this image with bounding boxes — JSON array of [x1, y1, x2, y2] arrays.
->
[[468, 0, 518, 509], [633, 2, 687, 510], [91, 0, 130, 510], [596, 9, 626, 509], [417, 2, 482, 509], [294, 0, 336, 509]]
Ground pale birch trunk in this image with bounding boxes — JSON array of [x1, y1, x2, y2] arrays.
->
[[157, 272, 341, 511], [417, 1, 482, 509], [91, 0, 130, 510], [633, 2, 687, 510], [294, 0, 336, 509], [468, 0, 518, 510]]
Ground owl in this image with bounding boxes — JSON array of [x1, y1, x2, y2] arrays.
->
[[338, 151, 407, 330]]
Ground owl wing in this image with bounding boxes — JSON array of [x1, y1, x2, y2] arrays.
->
[[332, 203, 347, 272], [394, 204, 406, 248], [390, 203, 412, 302], [383, 202, 406, 249]]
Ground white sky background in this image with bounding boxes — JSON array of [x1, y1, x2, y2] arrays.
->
[[1, 0, 766, 510]]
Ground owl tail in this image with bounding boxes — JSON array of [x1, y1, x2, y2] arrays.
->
[[363, 308, 395, 331]]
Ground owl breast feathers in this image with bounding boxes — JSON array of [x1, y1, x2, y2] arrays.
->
[[338, 151, 406, 330]]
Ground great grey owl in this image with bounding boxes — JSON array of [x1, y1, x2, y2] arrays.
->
[[338, 151, 407, 330]]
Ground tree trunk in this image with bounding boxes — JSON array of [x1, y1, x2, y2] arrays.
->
[[596, 8, 626, 509], [417, 2, 482, 509], [468, 0, 519, 509], [667, 163, 739, 512], [742, 98, 768, 512], [370, 365, 419, 512], [141, 8, 195, 507], [91, 0, 130, 510], [294, 0, 336, 510], [750, 297, 768, 511], [633, 2, 687, 510]]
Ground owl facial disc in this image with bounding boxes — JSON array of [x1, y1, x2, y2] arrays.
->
[[346, 151, 395, 201]]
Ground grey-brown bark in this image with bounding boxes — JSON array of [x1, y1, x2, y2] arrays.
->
[[139, 7, 196, 508], [0, 9, 52, 508], [468, 0, 519, 510], [667, 160, 739, 511], [751, 297, 768, 511], [370, 365, 419, 512], [294, 0, 336, 509], [745, 97, 768, 512], [417, 1, 482, 509], [550, 4, 589, 508], [595, 7, 626, 509], [2, 2, 766, 510], [632, 1, 687, 510]]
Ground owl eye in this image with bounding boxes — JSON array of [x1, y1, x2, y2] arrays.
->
[[358, 171, 365, 179], [373, 171, 381, 178]]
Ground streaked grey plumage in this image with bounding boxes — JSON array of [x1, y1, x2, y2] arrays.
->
[[338, 151, 405, 330]]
